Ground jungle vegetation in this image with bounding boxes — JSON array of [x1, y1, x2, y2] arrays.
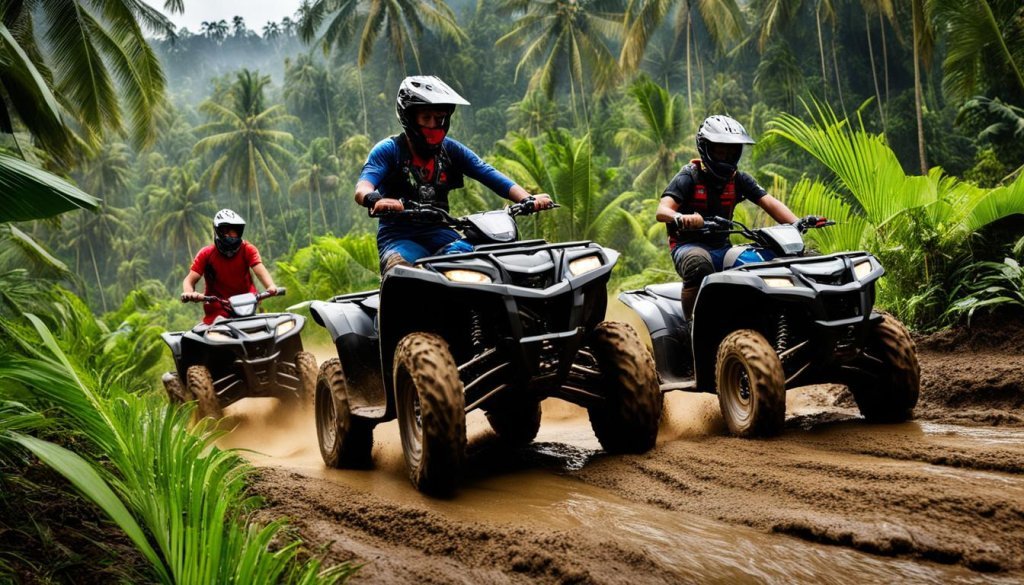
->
[[1, 0, 1022, 581]]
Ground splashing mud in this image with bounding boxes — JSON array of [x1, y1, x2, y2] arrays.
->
[[217, 332, 1024, 582]]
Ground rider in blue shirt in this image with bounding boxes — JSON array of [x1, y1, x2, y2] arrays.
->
[[355, 76, 553, 273]]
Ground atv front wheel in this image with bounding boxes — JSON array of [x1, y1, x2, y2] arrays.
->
[[394, 332, 466, 496], [847, 313, 920, 422], [485, 397, 542, 446], [162, 372, 193, 404], [586, 321, 662, 454], [293, 351, 318, 408], [186, 365, 223, 419], [316, 358, 374, 468], [715, 329, 785, 438]]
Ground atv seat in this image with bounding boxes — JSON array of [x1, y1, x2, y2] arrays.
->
[[645, 282, 682, 301]]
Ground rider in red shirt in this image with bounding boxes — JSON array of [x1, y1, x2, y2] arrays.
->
[[181, 209, 278, 324]]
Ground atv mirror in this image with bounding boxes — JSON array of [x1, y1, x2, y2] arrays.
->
[[229, 292, 258, 317]]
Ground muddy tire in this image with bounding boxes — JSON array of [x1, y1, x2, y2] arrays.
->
[[186, 365, 223, 419], [485, 398, 542, 446], [316, 358, 375, 468], [847, 313, 920, 422], [716, 329, 785, 438], [394, 333, 466, 496], [162, 372, 193, 404], [291, 351, 317, 408], [586, 321, 662, 454]]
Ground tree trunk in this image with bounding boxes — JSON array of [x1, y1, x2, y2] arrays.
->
[[316, 179, 328, 230], [912, 0, 928, 174], [831, 34, 848, 119], [685, 11, 694, 129], [865, 10, 886, 132], [249, 142, 273, 257], [816, 3, 829, 102], [87, 238, 108, 313], [880, 11, 889, 111]]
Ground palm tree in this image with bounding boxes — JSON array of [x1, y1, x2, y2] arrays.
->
[[201, 19, 229, 43], [150, 166, 213, 269], [284, 54, 337, 147], [506, 91, 560, 136], [911, 0, 933, 174], [231, 15, 248, 38], [930, 0, 1024, 105], [0, 0, 182, 157], [263, 21, 282, 40], [614, 75, 689, 191], [619, 0, 745, 126], [496, 0, 625, 125], [193, 70, 298, 257], [290, 137, 340, 243], [78, 143, 133, 208], [297, 0, 466, 71], [492, 130, 647, 248]]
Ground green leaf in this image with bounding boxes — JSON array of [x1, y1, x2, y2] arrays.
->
[[0, 153, 99, 222], [9, 432, 170, 581]]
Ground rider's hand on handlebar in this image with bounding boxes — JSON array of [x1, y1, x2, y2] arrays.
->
[[673, 213, 704, 230], [795, 215, 828, 231], [372, 198, 405, 215], [181, 291, 203, 303], [531, 193, 555, 210]]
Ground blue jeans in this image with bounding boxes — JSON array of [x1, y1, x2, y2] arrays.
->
[[377, 222, 474, 271]]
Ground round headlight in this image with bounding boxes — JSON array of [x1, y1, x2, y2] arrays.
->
[[443, 269, 492, 284], [568, 255, 602, 276]]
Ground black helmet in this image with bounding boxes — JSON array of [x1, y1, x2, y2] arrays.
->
[[213, 208, 245, 257], [396, 75, 469, 153], [696, 115, 755, 182]]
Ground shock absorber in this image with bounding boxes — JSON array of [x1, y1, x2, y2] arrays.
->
[[775, 312, 790, 354], [469, 309, 485, 354]]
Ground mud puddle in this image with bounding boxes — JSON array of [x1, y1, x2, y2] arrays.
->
[[218, 392, 1022, 582]]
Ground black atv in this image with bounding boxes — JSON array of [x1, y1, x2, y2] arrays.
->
[[310, 198, 661, 495], [160, 288, 317, 419], [618, 216, 920, 437]]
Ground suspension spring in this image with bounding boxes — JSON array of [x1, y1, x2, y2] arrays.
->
[[470, 310, 485, 353], [775, 313, 790, 354]]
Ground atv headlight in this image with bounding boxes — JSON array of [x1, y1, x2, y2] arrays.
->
[[443, 269, 492, 284], [206, 329, 234, 342], [854, 260, 873, 280], [275, 320, 296, 336], [568, 255, 602, 276], [762, 276, 795, 288]]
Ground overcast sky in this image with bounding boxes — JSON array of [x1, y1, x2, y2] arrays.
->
[[153, 1, 306, 33]]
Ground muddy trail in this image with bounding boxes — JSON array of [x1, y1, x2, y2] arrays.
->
[[220, 314, 1024, 584]]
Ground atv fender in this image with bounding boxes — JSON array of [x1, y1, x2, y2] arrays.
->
[[309, 300, 386, 415], [618, 286, 692, 385]]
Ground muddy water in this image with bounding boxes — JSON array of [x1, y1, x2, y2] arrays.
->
[[217, 389, 1021, 583]]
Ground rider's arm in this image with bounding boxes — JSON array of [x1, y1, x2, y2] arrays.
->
[[251, 262, 277, 295], [659, 170, 703, 229], [182, 270, 203, 302], [356, 139, 403, 213], [755, 195, 799, 224], [508, 184, 554, 209]]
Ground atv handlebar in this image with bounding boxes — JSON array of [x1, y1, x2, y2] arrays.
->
[[677, 215, 834, 236], [181, 287, 286, 305], [370, 197, 559, 224]]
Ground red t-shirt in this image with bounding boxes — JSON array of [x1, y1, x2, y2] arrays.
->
[[190, 242, 262, 324]]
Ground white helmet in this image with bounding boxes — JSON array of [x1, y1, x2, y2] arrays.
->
[[213, 209, 245, 256]]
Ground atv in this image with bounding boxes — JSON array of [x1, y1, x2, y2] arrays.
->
[[160, 288, 317, 419], [618, 216, 919, 437], [310, 198, 662, 495]]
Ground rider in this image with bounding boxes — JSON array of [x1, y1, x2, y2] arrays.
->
[[656, 115, 800, 322], [181, 209, 278, 324], [355, 75, 553, 273]]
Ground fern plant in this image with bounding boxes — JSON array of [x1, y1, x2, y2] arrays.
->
[[945, 237, 1024, 323]]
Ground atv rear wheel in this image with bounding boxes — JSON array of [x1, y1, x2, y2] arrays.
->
[[485, 397, 542, 446], [847, 313, 920, 422], [186, 365, 223, 419], [716, 329, 785, 438], [586, 321, 662, 454], [162, 372, 193, 404], [292, 351, 317, 408], [316, 358, 374, 468], [394, 332, 466, 496]]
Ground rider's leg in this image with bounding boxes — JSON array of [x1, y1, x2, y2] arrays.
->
[[672, 245, 714, 322], [421, 226, 473, 256], [378, 240, 429, 274]]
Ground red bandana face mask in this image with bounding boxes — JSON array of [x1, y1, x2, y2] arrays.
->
[[421, 127, 446, 145]]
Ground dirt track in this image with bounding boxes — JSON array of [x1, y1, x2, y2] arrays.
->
[[226, 315, 1024, 584]]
